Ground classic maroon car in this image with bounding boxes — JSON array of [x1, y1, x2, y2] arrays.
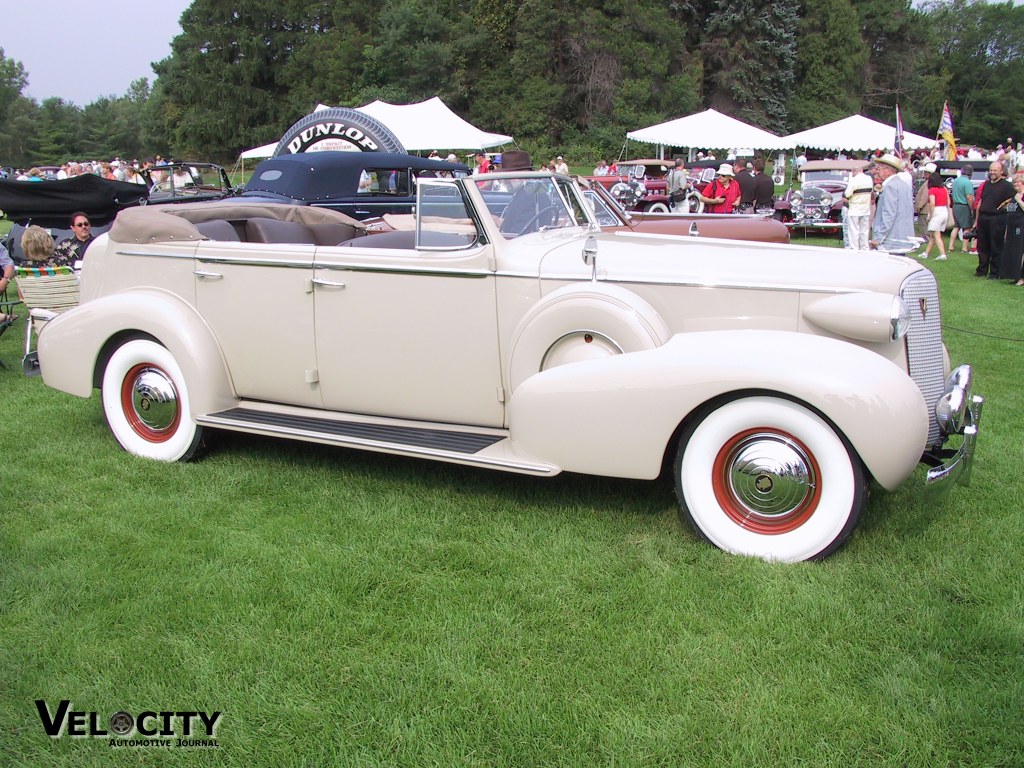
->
[[578, 178, 789, 243], [586, 158, 725, 214]]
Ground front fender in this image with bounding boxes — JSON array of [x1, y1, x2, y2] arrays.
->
[[508, 330, 928, 489], [38, 289, 237, 416]]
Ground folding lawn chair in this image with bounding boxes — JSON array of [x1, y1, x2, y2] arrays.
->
[[15, 265, 80, 376], [0, 285, 22, 370]]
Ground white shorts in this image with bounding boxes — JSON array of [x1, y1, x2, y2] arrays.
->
[[927, 208, 948, 233]]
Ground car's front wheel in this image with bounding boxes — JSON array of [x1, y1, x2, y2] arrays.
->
[[101, 339, 206, 462], [674, 396, 866, 561]]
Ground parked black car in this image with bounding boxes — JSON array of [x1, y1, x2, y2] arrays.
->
[[238, 152, 469, 220], [933, 160, 988, 192], [0, 174, 149, 260], [0, 162, 235, 260]]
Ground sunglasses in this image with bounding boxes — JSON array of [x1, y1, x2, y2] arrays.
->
[[73, 222, 91, 228]]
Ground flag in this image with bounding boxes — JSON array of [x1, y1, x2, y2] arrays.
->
[[938, 101, 956, 160], [894, 104, 905, 158]]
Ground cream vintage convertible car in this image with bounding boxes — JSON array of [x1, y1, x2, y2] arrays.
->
[[37, 170, 983, 561]]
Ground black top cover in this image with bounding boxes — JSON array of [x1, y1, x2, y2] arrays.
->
[[0, 175, 149, 226]]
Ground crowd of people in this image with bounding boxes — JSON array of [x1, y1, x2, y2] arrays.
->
[[839, 153, 1024, 285], [3, 156, 168, 184]]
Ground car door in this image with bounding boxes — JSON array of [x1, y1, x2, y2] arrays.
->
[[194, 240, 321, 407], [311, 236, 504, 428]]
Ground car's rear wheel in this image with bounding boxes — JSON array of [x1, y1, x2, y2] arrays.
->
[[646, 202, 670, 213], [101, 339, 206, 462], [674, 396, 866, 561]]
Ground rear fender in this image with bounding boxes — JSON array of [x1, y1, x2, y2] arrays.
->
[[509, 330, 928, 489], [38, 290, 237, 416]]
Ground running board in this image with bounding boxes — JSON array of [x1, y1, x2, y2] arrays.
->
[[196, 406, 560, 476]]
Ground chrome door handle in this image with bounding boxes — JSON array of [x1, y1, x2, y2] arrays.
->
[[311, 277, 346, 288], [194, 270, 223, 279]]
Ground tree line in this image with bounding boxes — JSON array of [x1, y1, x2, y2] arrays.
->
[[0, 0, 1020, 168]]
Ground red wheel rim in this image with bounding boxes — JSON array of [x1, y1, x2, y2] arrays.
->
[[120, 363, 181, 443], [711, 427, 822, 535]]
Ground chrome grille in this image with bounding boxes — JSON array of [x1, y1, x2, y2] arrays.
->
[[901, 271, 945, 447]]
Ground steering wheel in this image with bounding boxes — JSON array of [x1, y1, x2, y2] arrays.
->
[[506, 204, 559, 236]]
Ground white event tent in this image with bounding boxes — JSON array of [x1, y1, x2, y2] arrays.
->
[[356, 97, 512, 151], [626, 109, 794, 153], [784, 114, 936, 152], [239, 98, 511, 160]]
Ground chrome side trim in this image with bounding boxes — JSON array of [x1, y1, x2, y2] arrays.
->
[[313, 263, 492, 278], [114, 249, 195, 260], [526, 273, 869, 294], [196, 256, 312, 268]]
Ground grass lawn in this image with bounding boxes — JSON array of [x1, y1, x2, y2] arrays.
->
[[1, 236, 1022, 766]]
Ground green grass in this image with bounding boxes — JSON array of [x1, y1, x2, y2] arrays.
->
[[1, 253, 1022, 766]]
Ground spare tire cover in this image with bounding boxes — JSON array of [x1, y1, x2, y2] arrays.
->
[[274, 107, 406, 156]]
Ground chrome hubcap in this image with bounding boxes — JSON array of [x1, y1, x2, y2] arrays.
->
[[725, 432, 816, 522], [129, 367, 179, 433]]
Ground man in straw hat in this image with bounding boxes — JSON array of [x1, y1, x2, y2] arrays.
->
[[868, 154, 917, 256]]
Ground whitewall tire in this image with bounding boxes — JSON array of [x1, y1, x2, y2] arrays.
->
[[101, 339, 206, 462], [646, 202, 670, 213], [675, 396, 866, 562]]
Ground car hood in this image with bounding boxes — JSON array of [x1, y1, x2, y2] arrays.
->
[[529, 229, 919, 294]]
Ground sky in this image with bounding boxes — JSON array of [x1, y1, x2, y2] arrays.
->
[[4, 0, 194, 106]]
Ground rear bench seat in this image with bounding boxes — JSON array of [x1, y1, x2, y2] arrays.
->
[[336, 230, 475, 249]]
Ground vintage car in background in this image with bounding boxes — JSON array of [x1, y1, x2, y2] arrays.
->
[[587, 158, 721, 214], [146, 161, 236, 203], [0, 162, 235, 260], [576, 177, 790, 243], [238, 151, 469, 220], [933, 160, 987, 192], [37, 169, 982, 562], [0, 174, 149, 260], [775, 159, 872, 233]]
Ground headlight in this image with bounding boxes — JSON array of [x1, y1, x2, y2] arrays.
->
[[890, 296, 912, 340], [790, 192, 803, 210]]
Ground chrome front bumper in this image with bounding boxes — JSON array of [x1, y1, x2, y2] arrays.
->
[[785, 219, 842, 229], [923, 365, 984, 500]]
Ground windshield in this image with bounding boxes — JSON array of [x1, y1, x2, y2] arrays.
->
[[801, 170, 849, 184], [478, 176, 592, 239], [618, 163, 667, 180], [580, 186, 625, 227]]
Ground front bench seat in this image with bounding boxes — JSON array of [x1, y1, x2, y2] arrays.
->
[[195, 219, 241, 241], [245, 217, 317, 245]]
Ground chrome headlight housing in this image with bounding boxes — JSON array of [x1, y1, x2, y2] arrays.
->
[[790, 191, 803, 211], [890, 296, 912, 340]]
